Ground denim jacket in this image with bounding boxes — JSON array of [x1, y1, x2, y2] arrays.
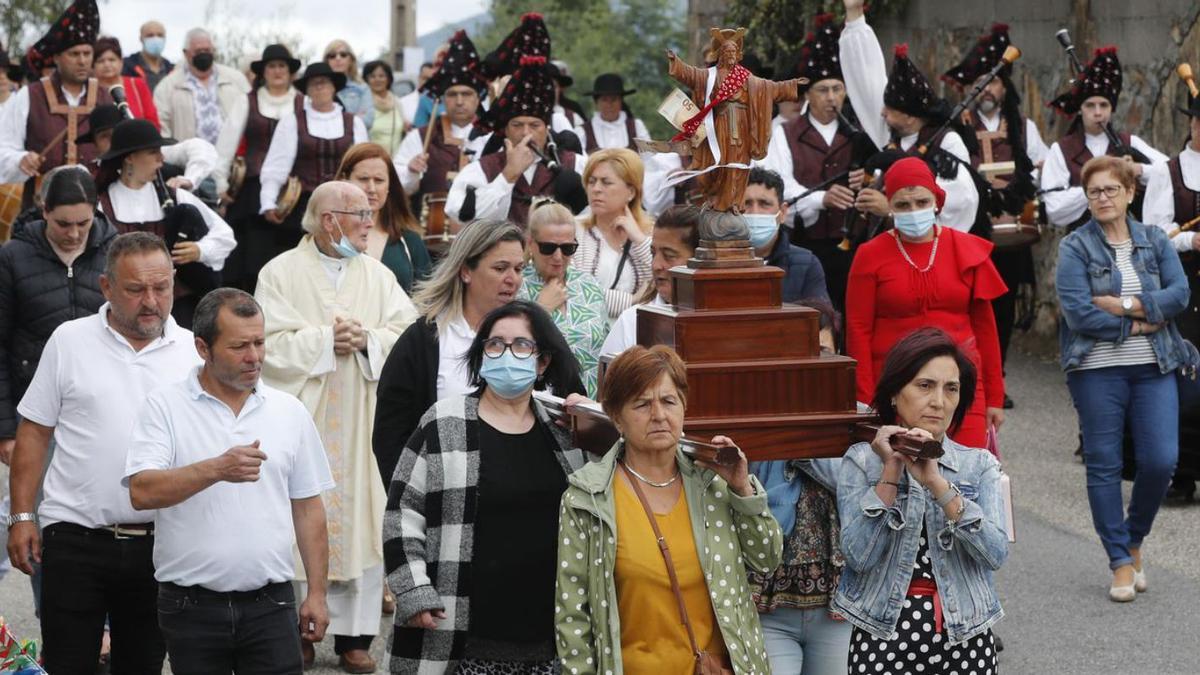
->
[[1055, 217, 1196, 373], [750, 459, 841, 536], [831, 438, 1008, 644]]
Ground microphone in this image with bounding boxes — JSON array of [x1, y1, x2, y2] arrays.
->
[[108, 84, 132, 118]]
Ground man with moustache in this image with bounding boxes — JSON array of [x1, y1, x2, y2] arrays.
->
[[759, 13, 860, 311], [942, 23, 1049, 408], [6, 232, 199, 672], [0, 0, 111, 209], [125, 288, 335, 672]]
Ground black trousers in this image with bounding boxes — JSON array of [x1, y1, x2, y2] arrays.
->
[[158, 581, 303, 675], [791, 234, 854, 316], [40, 523, 165, 674]]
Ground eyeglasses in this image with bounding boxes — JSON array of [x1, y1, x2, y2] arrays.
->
[[1085, 185, 1124, 201], [483, 337, 538, 360], [535, 241, 578, 256], [326, 51, 351, 60], [328, 209, 373, 221]]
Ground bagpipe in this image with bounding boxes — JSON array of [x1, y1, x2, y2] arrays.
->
[[109, 84, 219, 297], [460, 129, 588, 222]]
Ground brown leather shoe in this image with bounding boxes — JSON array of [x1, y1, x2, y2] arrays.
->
[[339, 650, 377, 674], [301, 639, 315, 669]]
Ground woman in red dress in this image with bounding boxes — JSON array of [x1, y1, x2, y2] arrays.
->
[[846, 157, 1006, 448]]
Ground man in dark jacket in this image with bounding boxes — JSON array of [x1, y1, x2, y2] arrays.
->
[[743, 167, 830, 303], [0, 200, 116, 458], [120, 20, 173, 94]]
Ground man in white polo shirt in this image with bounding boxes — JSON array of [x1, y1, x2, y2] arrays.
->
[[125, 288, 334, 673], [6, 231, 197, 672]]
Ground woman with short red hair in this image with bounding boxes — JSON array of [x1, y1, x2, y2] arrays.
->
[[845, 157, 1008, 448]]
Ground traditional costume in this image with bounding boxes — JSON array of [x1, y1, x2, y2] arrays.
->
[[445, 14, 585, 226], [1141, 94, 1200, 501], [759, 14, 857, 311], [223, 44, 302, 292], [581, 73, 650, 153], [0, 0, 110, 209], [258, 62, 368, 263], [1040, 47, 1166, 229], [393, 30, 490, 233], [256, 234, 417, 663], [943, 23, 1049, 401], [839, 16, 981, 230], [549, 61, 588, 146]]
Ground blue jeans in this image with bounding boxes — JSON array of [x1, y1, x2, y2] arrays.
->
[[758, 607, 851, 675], [1067, 364, 1179, 569]]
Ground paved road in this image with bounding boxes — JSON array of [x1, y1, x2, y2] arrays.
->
[[1, 349, 1197, 673]]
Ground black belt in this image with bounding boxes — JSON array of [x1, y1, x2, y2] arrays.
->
[[48, 521, 155, 539], [160, 580, 292, 603]]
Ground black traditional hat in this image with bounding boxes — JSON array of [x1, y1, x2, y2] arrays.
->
[[0, 48, 22, 82], [251, 44, 301, 76], [26, 0, 100, 68], [100, 119, 176, 161], [884, 44, 937, 118], [77, 104, 122, 144], [943, 23, 1013, 88], [797, 13, 843, 87], [481, 12, 551, 79], [480, 55, 555, 132], [421, 30, 487, 97], [1049, 46, 1122, 117], [295, 62, 347, 92], [549, 60, 573, 87], [584, 73, 635, 98]]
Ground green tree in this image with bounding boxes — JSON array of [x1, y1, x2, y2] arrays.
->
[[481, 0, 687, 139], [2, 0, 72, 57]]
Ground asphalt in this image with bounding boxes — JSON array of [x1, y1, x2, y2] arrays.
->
[[0, 349, 1197, 674]]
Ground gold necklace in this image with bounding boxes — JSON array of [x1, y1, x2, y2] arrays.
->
[[894, 228, 940, 273]]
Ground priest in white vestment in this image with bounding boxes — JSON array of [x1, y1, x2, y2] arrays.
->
[[255, 181, 417, 670]]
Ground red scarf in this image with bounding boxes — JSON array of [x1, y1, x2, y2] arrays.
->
[[671, 64, 751, 142]]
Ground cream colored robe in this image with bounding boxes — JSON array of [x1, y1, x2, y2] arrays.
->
[[256, 236, 418, 582]]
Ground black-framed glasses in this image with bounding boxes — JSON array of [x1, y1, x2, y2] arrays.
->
[[535, 241, 578, 256], [483, 337, 538, 360], [1085, 185, 1123, 201], [329, 209, 373, 222]]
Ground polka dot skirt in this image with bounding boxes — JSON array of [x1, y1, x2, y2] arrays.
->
[[847, 528, 997, 675]]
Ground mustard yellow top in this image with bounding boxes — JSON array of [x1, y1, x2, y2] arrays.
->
[[614, 477, 728, 673]]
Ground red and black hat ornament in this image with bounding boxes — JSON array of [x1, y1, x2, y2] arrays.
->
[[942, 23, 1013, 88], [480, 55, 555, 132], [1049, 46, 1122, 116], [883, 43, 937, 118], [26, 0, 100, 66], [421, 30, 487, 98], [796, 14, 843, 87], [481, 12, 551, 80]]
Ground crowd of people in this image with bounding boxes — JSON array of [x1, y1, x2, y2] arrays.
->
[[0, 0, 1197, 673]]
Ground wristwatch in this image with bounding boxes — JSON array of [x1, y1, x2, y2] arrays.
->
[[1121, 296, 1134, 315], [6, 512, 35, 528]]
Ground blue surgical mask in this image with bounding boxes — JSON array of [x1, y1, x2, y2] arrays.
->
[[892, 208, 937, 238], [744, 212, 780, 249], [480, 351, 538, 399], [331, 216, 361, 258], [143, 36, 166, 57]]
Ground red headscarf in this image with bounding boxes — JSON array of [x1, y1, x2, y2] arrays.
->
[[884, 157, 946, 211]]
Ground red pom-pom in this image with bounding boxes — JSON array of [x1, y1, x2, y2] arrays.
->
[[814, 13, 834, 27], [1095, 45, 1118, 56], [453, 30, 466, 40], [991, 23, 1009, 33], [894, 43, 909, 59], [519, 55, 547, 66], [805, 32, 815, 43], [521, 12, 543, 21]]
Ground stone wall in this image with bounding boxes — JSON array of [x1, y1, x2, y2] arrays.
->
[[864, 1, 1200, 351]]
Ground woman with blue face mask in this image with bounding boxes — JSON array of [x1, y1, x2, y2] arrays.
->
[[382, 300, 589, 673], [845, 157, 1008, 449]]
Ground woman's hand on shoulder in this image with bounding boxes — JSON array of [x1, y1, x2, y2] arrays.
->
[[696, 435, 753, 496]]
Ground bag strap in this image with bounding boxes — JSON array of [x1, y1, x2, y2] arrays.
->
[[619, 461, 702, 658], [609, 239, 633, 291]]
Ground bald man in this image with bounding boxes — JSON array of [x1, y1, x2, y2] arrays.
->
[[254, 181, 417, 671], [122, 20, 174, 94]]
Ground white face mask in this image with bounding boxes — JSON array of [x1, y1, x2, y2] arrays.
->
[[744, 212, 780, 248], [892, 207, 937, 238]]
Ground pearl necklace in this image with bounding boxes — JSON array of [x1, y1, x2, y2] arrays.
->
[[894, 227, 940, 273], [620, 460, 679, 488]]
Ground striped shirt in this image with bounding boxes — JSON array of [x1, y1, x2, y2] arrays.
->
[[1075, 239, 1158, 371]]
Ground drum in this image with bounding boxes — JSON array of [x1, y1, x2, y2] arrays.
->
[[275, 176, 303, 220], [226, 157, 246, 201], [422, 192, 448, 239], [0, 183, 23, 242], [991, 200, 1042, 249]]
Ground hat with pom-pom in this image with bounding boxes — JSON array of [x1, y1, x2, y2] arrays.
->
[[422, 30, 488, 98], [884, 43, 938, 118], [481, 12, 552, 80], [796, 14, 843, 89], [479, 54, 555, 132], [942, 23, 1013, 88], [1048, 46, 1122, 116]]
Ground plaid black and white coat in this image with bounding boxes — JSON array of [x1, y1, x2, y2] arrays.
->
[[383, 392, 587, 674]]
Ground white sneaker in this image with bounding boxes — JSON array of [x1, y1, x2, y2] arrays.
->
[[1133, 565, 1147, 593], [1109, 580, 1136, 602]]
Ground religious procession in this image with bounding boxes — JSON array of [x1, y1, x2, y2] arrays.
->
[[0, 0, 1197, 673]]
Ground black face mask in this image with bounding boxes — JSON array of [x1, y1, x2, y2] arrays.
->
[[191, 52, 214, 72]]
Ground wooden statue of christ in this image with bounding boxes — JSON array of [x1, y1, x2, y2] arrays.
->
[[667, 28, 807, 213]]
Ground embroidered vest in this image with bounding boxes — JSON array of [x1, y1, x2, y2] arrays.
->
[[293, 98, 355, 192], [479, 148, 579, 225], [583, 115, 639, 153], [784, 115, 853, 240], [244, 91, 298, 178]]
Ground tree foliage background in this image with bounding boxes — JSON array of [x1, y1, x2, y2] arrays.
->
[[481, 0, 687, 139], [2, 0, 73, 57]]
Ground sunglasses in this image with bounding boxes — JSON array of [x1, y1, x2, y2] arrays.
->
[[326, 51, 351, 60], [535, 241, 578, 256]]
